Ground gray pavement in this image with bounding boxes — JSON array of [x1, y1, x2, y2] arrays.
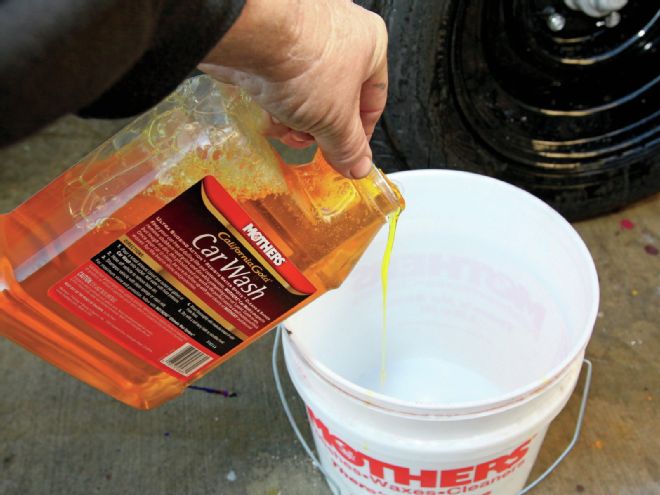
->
[[1, 115, 659, 495]]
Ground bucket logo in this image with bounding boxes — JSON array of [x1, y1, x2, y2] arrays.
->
[[354, 254, 547, 332], [308, 407, 531, 494], [336, 442, 360, 463]]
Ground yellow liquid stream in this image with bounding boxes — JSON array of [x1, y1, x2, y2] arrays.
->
[[380, 208, 401, 386]]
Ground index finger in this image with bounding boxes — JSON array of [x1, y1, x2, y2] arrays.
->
[[360, 57, 388, 141]]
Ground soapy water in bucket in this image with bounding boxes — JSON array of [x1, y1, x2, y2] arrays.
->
[[292, 216, 577, 406], [377, 207, 518, 403], [342, 248, 569, 404], [360, 356, 501, 403], [376, 211, 505, 403]]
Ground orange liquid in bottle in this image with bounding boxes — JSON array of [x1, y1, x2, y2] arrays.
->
[[0, 78, 404, 409]]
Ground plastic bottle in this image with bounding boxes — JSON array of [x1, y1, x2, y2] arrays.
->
[[0, 76, 404, 409]]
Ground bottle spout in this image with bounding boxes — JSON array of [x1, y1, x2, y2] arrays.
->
[[364, 166, 406, 218]]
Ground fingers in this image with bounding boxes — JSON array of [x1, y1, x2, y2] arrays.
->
[[263, 115, 316, 149], [284, 130, 315, 148], [325, 11, 387, 177], [200, 1, 388, 180], [265, 107, 374, 174], [360, 54, 388, 143], [314, 110, 374, 179], [349, 155, 375, 179]]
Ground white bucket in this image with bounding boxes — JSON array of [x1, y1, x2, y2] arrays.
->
[[282, 170, 599, 495]]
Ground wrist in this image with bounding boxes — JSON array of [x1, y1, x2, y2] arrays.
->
[[203, 0, 309, 80]]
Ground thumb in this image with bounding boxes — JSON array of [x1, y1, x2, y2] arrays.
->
[[313, 112, 373, 179]]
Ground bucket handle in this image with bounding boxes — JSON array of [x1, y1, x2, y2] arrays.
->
[[272, 326, 593, 495], [519, 357, 592, 494], [272, 326, 342, 495]]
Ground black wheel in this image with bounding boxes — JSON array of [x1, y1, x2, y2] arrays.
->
[[362, 0, 660, 220]]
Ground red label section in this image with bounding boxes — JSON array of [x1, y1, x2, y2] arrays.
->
[[202, 177, 316, 295], [49, 177, 315, 380], [49, 261, 218, 379]]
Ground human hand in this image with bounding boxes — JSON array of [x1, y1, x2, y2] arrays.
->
[[199, 0, 388, 179]]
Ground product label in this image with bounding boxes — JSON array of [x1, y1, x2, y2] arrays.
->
[[307, 406, 536, 495], [49, 177, 315, 379]]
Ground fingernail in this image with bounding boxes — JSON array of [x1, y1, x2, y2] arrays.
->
[[271, 116, 281, 125], [349, 157, 374, 179], [290, 131, 313, 143]]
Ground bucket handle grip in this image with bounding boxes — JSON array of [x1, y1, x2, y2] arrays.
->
[[272, 326, 342, 495], [519, 357, 592, 494], [272, 326, 593, 495]]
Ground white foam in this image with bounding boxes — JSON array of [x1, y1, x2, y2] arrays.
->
[[357, 356, 502, 404]]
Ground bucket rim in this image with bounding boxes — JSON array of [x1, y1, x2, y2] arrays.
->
[[283, 328, 586, 419], [285, 169, 600, 417]]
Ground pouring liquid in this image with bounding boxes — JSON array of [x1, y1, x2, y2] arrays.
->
[[379, 208, 401, 386]]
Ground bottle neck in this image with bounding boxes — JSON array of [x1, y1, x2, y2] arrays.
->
[[364, 167, 406, 219]]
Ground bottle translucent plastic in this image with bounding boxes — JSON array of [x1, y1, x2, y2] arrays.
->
[[0, 76, 404, 409]]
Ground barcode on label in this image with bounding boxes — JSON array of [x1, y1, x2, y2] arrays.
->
[[161, 344, 212, 376]]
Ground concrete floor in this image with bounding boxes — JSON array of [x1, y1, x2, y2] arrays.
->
[[1, 116, 658, 495]]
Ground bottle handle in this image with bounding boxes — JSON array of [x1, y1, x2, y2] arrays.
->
[[267, 139, 319, 166]]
